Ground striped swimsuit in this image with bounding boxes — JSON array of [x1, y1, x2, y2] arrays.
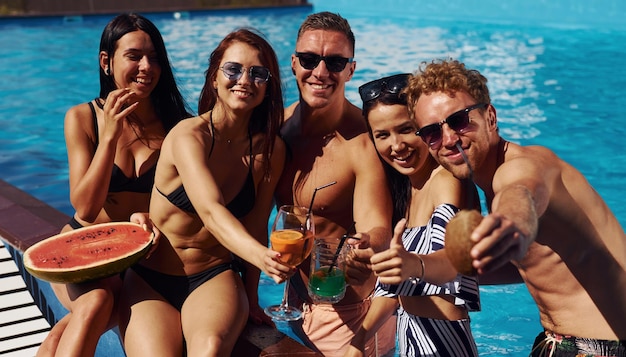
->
[[375, 204, 480, 357]]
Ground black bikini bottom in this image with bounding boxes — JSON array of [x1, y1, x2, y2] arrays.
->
[[131, 262, 235, 311], [68, 216, 84, 229]]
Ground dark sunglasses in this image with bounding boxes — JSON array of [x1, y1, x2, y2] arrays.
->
[[219, 62, 271, 83], [294, 52, 354, 72], [416, 103, 488, 148], [358, 73, 410, 103]]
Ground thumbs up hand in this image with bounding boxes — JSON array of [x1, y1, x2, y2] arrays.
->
[[370, 219, 423, 285]]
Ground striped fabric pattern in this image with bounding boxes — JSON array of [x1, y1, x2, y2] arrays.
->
[[375, 204, 480, 311], [373, 204, 481, 356], [397, 306, 478, 357]]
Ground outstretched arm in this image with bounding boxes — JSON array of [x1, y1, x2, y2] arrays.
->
[[170, 130, 291, 284], [352, 141, 393, 252], [346, 136, 393, 285], [239, 138, 287, 326], [471, 155, 548, 274]]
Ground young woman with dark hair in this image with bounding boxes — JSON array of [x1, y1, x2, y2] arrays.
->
[[345, 74, 481, 357], [39, 13, 191, 357]]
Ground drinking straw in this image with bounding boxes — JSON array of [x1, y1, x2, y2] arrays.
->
[[456, 142, 473, 181], [328, 221, 356, 274], [308, 181, 337, 214], [305, 181, 337, 229]]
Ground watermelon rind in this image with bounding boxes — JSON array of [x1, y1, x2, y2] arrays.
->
[[23, 222, 153, 284]]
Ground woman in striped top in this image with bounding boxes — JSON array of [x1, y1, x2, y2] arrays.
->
[[344, 73, 480, 357]]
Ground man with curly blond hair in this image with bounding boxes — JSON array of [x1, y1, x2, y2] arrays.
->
[[405, 58, 626, 356]]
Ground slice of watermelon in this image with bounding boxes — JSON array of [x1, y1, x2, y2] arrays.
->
[[23, 222, 153, 284]]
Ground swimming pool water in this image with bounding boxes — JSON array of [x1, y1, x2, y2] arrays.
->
[[1, 1, 625, 355]]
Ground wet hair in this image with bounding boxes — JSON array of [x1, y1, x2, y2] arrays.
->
[[404, 58, 490, 121], [98, 13, 192, 131], [362, 91, 411, 226], [296, 11, 355, 55], [198, 28, 284, 179]]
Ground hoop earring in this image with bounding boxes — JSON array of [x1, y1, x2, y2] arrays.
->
[[105, 68, 110, 75]]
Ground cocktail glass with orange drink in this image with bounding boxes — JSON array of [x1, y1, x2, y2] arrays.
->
[[264, 205, 314, 321]]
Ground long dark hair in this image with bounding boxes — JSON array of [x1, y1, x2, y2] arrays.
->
[[98, 13, 191, 131], [198, 28, 284, 179], [362, 92, 411, 226]]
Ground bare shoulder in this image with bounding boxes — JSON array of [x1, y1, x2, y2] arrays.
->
[[160, 116, 208, 160], [165, 116, 205, 142], [337, 103, 370, 147], [333, 107, 382, 177], [431, 165, 463, 188], [501, 144, 561, 176], [281, 102, 301, 141], [493, 143, 563, 195], [65, 101, 92, 115], [430, 165, 464, 206], [158, 117, 207, 179], [517, 144, 560, 162], [64, 102, 93, 124], [64, 102, 97, 141]]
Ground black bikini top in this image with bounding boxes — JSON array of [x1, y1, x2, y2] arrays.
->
[[156, 112, 256, 219], [88, 100, 156, 194], [156, 166, 255, 219]]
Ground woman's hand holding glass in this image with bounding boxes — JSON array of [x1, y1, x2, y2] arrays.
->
[[343, 231, 376, 286], [262, 247, 296, 284], [264, 205, 314, 321]]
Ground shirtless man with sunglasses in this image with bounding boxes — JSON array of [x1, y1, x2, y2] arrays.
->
[[274, 11, 396, 357], [406, 58, 626, 356]]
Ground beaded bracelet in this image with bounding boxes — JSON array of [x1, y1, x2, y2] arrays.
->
[[408, 254, 425, 285]]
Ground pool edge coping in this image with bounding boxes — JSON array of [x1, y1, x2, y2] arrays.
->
[[0, 178, 322, 356]]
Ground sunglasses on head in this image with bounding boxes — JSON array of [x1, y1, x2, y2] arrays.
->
[[358, 73, 410, 103], [219, 62, 271, 83], [416, 103, 489, 148], [294, 52, 354, 73]]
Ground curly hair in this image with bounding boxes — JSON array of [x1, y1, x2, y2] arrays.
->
[[404, 59, 490, 120]]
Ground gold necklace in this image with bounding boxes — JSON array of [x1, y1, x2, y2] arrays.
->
[[208, 110, 248, 145], [207, 110, 249, 157]]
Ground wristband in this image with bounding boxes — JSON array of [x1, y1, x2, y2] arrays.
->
[[408, 254, 425, 284]]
